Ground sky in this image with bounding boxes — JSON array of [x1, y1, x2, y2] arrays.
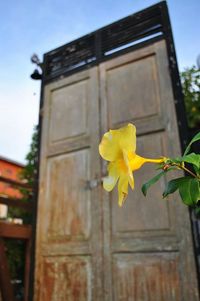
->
[[0, 0, 199, 164]]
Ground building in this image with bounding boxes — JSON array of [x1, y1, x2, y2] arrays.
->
[[0, 156, 24, 218]]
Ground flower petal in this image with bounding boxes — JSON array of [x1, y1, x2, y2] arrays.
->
[[118, 174, 129, 207], [99, 123, 136, 162], [103, 162, 120, 192], [123, 149, 134, 189], [129, 154, 146, 171]]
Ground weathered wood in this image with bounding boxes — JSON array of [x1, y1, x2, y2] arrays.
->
[[0, 222, 32, 239], [0, 239, 15, 301], [35, 39, 199, 301], [99, 39, 199, 300], [34, 67, 103, 300]]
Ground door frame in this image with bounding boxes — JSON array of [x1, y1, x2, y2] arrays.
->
[[29, 2, 200, 299]]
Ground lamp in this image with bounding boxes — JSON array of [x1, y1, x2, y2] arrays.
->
[[30, 54, 43, 80]]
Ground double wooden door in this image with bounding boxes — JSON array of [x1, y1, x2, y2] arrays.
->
[[34, 40, 199, 300]]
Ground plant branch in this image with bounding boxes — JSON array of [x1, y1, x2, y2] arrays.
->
[[171, 162, 198, 179]]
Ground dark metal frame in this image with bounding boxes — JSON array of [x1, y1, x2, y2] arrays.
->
[[30, 1, 200, 299], [43, 2, 166, 83]]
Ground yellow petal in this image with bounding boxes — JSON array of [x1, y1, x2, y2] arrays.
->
[[122, 149, 134, 189], [144, 157, 166, 164], [129, 153, 165, 171], [129, 154, 146, 171], [103, 162, 120, 192], [99, 123, 136, 162], [118, 174, 129, 207]]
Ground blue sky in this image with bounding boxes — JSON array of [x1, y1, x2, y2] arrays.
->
[[0, 0, 199, 163]]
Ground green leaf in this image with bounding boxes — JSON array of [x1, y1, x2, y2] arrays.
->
[[142, 171, 165, 196], [163, 177, 200, 206], [193, 165, 200, 176], [179, 178, 200, 206], [181, 153, 200, 169], [163, 177, 186, 198], [194, 205, 200, 218], [184, 132, 200, 156], [165, 154, 200, 176]]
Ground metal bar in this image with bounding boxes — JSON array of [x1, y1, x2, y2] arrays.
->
[[103, 28, 163, 56], [0, 239, 15, 301], [0, 196, 33, 212], [101, 15, 162, 52], [95, 31, 102, 63]]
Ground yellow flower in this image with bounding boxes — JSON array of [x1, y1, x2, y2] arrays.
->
[[99, 123, 165, 206]]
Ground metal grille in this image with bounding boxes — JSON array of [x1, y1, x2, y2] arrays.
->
[[43, 2, 166, 82], [44, 35, 96, 80]]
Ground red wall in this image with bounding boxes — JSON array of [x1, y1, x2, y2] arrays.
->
[[0, 159, 24, 199]]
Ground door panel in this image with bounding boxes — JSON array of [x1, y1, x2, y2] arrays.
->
[[112, 253, 181, 301], [45, 150, 91, 241], [111, 133, 170, 235], [39, 256, 92, 301], [35, 40, 199, 301], [99, 40, 199, 300], [49, 79, 88, 143], [34, 67, 103, 301], [106, 54, 160, 125]]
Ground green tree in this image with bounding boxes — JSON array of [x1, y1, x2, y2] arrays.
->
[[8, 125, 39, 224], [21, 125, 38, 192], [181, 66, 200, 128], [20, 124, 39, 215], [6, 125, 38, 299]]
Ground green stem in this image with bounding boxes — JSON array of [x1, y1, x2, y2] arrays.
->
[[171, 162, 198, 179]]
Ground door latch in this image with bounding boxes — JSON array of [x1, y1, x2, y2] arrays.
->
[[85, 178, 103, 190]]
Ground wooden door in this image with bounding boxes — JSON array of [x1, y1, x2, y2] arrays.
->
[[99, 40, 199, 300], [34, 67, 103, 300], [34, 40, 199, 300]]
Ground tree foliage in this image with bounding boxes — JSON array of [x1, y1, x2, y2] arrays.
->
[[20, 125, 39, 202], [6, 125, 38, 294], [181, 66, 200, 128]]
